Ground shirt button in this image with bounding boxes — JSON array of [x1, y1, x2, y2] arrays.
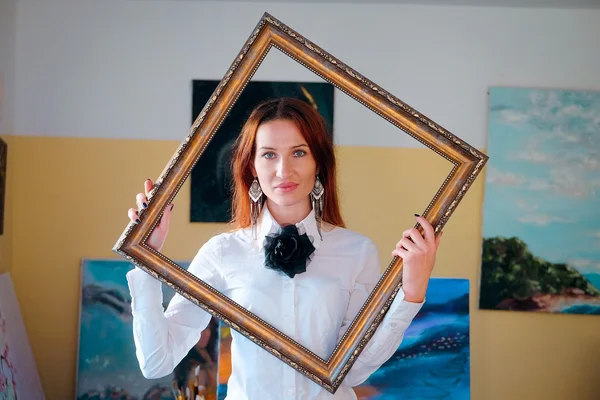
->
[[287, 388, 294, 396], [391, 322, 397, 328]]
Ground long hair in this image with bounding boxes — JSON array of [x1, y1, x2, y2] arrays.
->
[[230, 97, 345, 229]]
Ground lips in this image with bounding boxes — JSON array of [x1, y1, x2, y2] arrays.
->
[[277, 183, 297, 188], [275, 182, 299, 192]]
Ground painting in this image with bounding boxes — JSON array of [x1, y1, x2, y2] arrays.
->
[[0, 137, 6, 235], [479, 87, 600, 315], [190, 80, 335, 223], [76, 259, 220, 400], [0, 272, 45, 400], [216, 277, 470, 400]]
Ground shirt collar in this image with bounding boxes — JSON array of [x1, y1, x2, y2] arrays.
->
[[256, 203, 322, 252]]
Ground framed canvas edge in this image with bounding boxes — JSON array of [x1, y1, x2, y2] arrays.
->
[[112, 11, 488, 393], [0, 136, 6, 236], [73, 258, 86, 398]]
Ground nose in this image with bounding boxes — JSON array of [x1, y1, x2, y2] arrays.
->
[[276, 157, 292, 179]]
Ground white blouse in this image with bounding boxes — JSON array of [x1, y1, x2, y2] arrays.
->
[[126, 205, 423, 400]]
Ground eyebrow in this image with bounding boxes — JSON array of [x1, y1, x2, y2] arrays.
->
[[258, 144, 309, 151]]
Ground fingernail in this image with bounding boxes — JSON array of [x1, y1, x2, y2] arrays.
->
[[414, 213, 420, 217], [170, 204, 174, 211], [136, 218, 141, 224], [142, 202, 147, 208]]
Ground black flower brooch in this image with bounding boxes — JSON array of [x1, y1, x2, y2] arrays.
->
[[264, 224, 316, 278]]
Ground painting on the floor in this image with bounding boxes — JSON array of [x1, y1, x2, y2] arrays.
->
[[0, 137, 6, 235], [0, 272, 45, 400], [190, 80, 334, 223], [216, 277, 470, 400], [479, 87, 600, 315], [76, 259, 220, 400]]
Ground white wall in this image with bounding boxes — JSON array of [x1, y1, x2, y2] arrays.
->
[[0, 0, 16, 135], [14, 0, 600, 148]]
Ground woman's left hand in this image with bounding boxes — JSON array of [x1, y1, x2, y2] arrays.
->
[[391, 215, 443, 303]]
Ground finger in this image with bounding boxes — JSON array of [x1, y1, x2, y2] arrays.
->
[[397, 237, 417, 252], [158, 203, 174, 230], [401, 228, 414, 241], [403, 227, 425, 248], [136, 192, 148, 210], [416, 215, 435, 245], [127, 208, 141, 224], [144, 179, 154, 198], [392, 247, 408, 259]]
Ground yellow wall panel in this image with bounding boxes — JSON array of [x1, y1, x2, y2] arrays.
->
[[8, 136, 600, 400]]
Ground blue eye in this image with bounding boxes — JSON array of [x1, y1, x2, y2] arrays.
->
[[294, 150, 307, 157], [263, 152, 276, 159]]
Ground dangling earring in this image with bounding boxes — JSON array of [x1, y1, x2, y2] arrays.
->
[[310, 174, 324, 240], [249, 177, 263, 240]]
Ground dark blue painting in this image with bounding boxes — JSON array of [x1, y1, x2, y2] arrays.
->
[[357, 278, 470, 399], [216, 277, 470, 400]]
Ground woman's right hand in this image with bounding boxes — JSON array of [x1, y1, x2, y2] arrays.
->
[[127, 179, 174, 252]]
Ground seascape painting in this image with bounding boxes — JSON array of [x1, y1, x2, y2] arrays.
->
[[216, 277, 470, 400], [190, 80, 334, 223], [479, 87, 600, 315], [76, 259, 220, 400]]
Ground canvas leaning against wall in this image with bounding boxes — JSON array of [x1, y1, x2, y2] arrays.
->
[[189, 80, 334, 223], [216, 277, 470, 400], [0, 272, 45, 400], [0, 137, 6, 235], [76, 259, 220, 400], [479, 87, 600, 315]]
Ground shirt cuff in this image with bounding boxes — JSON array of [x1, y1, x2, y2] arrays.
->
[[385, 287, 424, 323], [126, 267, 164, 311]]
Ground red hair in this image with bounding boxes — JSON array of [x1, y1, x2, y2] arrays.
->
[[230, 97, 345, 230]]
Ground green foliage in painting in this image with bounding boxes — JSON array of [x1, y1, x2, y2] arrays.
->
[[479, 237, 600, 309]]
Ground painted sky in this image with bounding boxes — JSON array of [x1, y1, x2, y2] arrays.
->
[[483, 87, 600, 278]]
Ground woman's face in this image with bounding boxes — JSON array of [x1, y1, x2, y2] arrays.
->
[[253, 119, 317, 210]]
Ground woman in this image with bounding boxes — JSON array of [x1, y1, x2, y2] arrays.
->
[[126, 97, 442, 399]]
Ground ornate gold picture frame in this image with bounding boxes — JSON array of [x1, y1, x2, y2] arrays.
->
[[113, 12, 488, 393]]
